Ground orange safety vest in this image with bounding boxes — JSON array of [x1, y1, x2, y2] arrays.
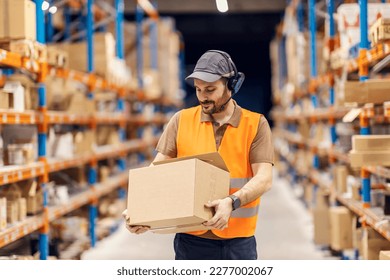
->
[[177, 105, 262, 238]]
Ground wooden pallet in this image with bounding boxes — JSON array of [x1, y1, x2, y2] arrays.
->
[[47, 45, 69, 68], [0, 38, 47, 63], [369, 18, 390, 46]]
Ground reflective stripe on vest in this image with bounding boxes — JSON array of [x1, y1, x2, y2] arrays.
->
[[231, 206, 259, 218], [177, 105, 262, 238]]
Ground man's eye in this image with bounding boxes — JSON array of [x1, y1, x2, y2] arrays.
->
[[206, 88, 215, 93]]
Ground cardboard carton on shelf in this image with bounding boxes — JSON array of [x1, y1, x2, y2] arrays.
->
[[0, 90, 10, 109], [329, 206, 354, 251], [0, 0, 36, 41], [127, 152, 230, 233], [362, 227, 390, 260], [20, 180, 43, 215], [8, 74, 38, 110], [47, 45, 69, 68], [352, 135, 390, 152], [334, 165, 348, 194], [18, 197, 26, 221], [379, 250, 390, 260], [2, 81, 25, 112], [56, 32, 116, 78], [0, 197, 7, 230], [313, 205, 331, 245], [0, 184, 22, 224], [349, 150, 390, 168], [369, 17, 390, 46], [73, 130, 95, 156], [344, 80, 390, 105]]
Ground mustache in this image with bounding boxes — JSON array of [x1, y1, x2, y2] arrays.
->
[[199, 100, 215, 105]]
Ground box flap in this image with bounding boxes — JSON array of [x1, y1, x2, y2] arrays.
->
[[153, 152, 229, 172]]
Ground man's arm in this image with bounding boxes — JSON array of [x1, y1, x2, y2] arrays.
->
[[232, 162, 273, 206], [123, 152, 173, 234], [203, 162, 273, 230]]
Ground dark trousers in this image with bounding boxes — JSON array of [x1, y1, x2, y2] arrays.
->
[[174, 233, 257, 260]]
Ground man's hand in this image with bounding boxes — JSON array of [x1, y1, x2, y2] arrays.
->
[[122, 209, 150, 234], [202, 198, 233, 230]]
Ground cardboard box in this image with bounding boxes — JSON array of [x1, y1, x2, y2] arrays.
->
[[127, 152, 230, 232], [362, 228, 390, 260], [2, 81, 25, 112], [334, 166, 348, 193], [99, 166, 110, 182], [56, 32, 116, 78], [74, 130, 95, 156], [20, 180, 43, 215], [8, 74, 38, 110], [330, 206, 353, 250], [0, 197, 6, 230], [352, 135, 390, 151], [313, 207, 331, 245], [0, 0, 36, 40], [6, 200, 18, 224], [349, 150, 390, 168], [47, 45, 69, 68], [0, 91, 10, 109], [18, 198, 26, 221], [379, 250, 390, 260], [369, 18, 390, 45], [345, 80, 390, 105]]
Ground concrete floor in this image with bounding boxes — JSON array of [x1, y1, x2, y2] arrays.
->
[[82, 172, 328, 260]]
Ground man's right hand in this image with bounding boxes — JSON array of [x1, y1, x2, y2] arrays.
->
[[122, 209, 150, 234]]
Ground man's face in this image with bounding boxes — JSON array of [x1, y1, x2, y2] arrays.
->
[[194, 78, 230, 115]]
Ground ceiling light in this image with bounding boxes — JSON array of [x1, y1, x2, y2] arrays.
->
[[216, 0, 229, 13], [49, 6, 58, 14], [42, 1, 49, 11]]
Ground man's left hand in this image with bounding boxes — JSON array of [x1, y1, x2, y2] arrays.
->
[[203, 197, 233, 230]]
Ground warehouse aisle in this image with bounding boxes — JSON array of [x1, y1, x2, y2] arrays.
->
[[82, 172, 327, 260]]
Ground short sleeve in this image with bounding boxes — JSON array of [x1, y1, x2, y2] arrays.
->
[[249, 116, 274, 165], [155, 111, 180, 158]]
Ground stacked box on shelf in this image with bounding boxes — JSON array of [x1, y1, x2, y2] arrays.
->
[[369, 18, 390, 46], [362, 227, 390, 260], [55, 32, 131, 87], [0, 197, 6, 230], [0, 184, 26, 224], [123, 18, 181, 101], [313, 190, 331, 245], [7, 74, 38, 111], [349, 135, 390, 168], [329, 206, 353, 251], [380, 250, 390, 260], [344, 79, 390, 105], [0, 0, 36, 40]]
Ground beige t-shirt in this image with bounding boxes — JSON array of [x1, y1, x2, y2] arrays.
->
[[156, 101, 274, 165]]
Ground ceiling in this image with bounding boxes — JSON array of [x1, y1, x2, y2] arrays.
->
[[123, 0, 287, 14]]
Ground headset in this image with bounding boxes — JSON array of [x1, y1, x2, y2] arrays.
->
[[206, 50, 245, 94]]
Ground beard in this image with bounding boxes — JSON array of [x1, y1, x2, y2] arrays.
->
[[199, 87, 230, 115]]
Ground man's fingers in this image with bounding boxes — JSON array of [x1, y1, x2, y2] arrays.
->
[[205, 200, 219, 208]]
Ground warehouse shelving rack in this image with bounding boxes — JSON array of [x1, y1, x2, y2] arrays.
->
[[0, 0, 174, 259], [272, 0, 390, 257]]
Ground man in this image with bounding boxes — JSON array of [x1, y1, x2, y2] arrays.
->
[[123, 50, 273, 260]]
